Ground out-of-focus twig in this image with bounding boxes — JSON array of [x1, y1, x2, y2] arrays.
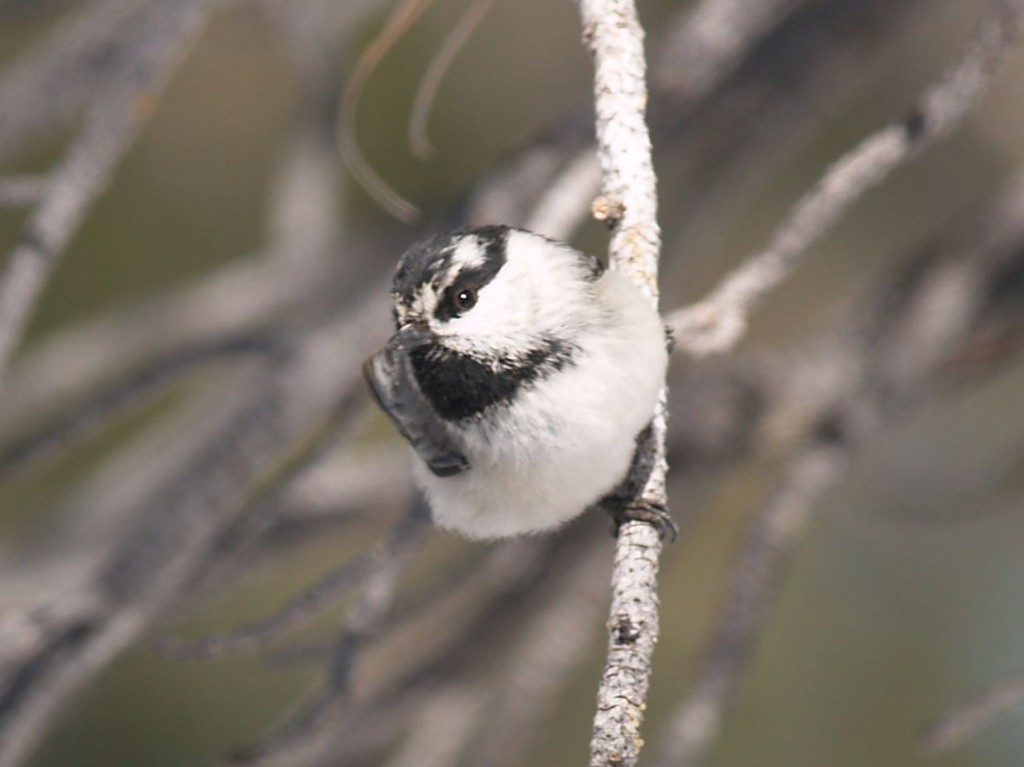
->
[[382, 686, 486, 767], [0, 176, 48, 208], [668, 0, 1024, 357], [0, 333, 283, 481], [460, 540, 610, 767], [228, 503, 429, 766], [0, 0, 150, 163], [0, 285, 389, 767], [651, 0, 806, 103], [321, 533, 592, 766], [275, 444, 411, 525], [251, 532, 596, 767], [523, 152, 602, 241], [651, 440, 847, 767], [651, 168, 1024, 767], [923, 672, 1024, 753], [0, 252, 333, 435], [0, 0, 216, 390], [261, 0, 352, 269], [160, 505, 429, 661]]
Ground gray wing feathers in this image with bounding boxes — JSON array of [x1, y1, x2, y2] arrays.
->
[[363, 348, 469, 477]]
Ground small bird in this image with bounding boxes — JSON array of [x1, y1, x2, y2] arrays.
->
[[363, 225, 669, 539]]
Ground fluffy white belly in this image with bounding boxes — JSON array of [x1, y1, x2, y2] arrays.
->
[[416, 414, 640, 538], [414, 272, 667, 539]]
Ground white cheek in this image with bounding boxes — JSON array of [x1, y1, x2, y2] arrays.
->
[[415, 271, 668, 539], [443, 273, 533, 349], [438, 262, 591, 357]]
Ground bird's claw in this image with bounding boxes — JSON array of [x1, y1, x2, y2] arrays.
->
[[608, 502, 678, 542]]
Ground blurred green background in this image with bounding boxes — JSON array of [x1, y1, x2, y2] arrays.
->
[[1, 1, 1023, 765]]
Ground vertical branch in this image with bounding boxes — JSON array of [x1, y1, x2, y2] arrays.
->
[[575, 2, 667, 766], [578, 0, 660, 297]]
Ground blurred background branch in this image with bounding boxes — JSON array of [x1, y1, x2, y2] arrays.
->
[[0, 1, 1022, 766]]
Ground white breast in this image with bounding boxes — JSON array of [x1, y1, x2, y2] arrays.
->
[[414, 269, 668, 539]]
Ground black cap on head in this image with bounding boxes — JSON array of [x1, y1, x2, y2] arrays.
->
[[392, 225, 511, 317]]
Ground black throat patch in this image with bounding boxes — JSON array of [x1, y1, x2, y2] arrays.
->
[[409, 340, 574, 422]]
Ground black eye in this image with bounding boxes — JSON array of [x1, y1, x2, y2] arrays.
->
[[453, 287, 477, 314]]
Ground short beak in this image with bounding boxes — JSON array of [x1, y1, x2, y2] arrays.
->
[[386, 321, 435, 353]]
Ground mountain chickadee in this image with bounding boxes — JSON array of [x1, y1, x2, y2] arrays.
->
[[363, 225, 669, 539]]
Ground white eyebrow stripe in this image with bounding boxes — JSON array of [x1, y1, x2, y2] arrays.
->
[[449, 237, 485, 271]]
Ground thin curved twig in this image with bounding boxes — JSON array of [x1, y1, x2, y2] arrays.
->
[[337, 0, 435, 223], [408, 0, 494, 160]]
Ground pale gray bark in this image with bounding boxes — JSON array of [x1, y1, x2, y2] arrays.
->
[[574, 2, 667, 766]]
